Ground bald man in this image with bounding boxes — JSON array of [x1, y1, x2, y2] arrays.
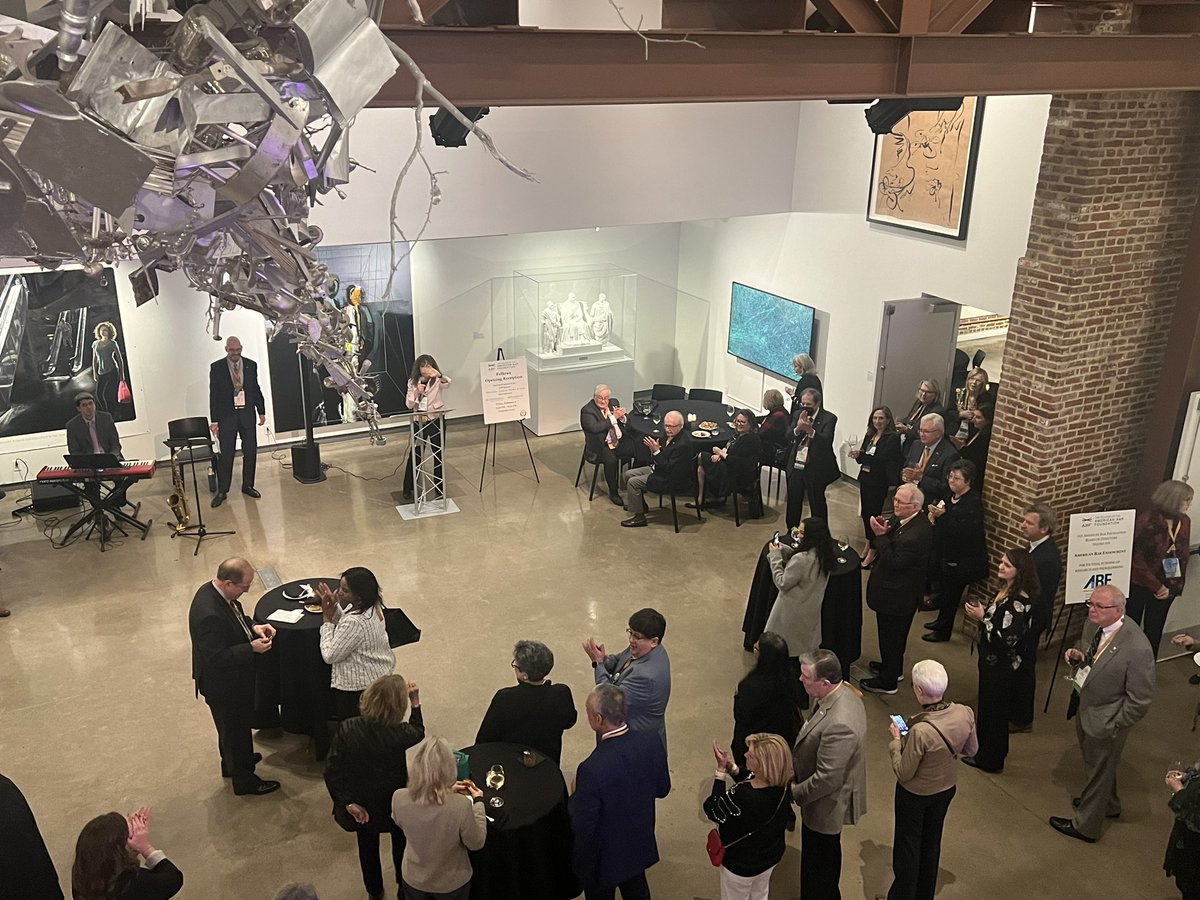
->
[[188, 557, 280, 796], [209, 336, 266, 508]]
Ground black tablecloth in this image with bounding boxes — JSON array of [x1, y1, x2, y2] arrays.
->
[[741, 542, 863, 674], [461, 742, 580, 900], [627, 399, 736, 451], [254, 577, 339, 758]]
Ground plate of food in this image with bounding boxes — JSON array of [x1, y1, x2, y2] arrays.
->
[[691, 429, 710, 438], [304, 603, 322, 614], [699, 420, 719, 430]]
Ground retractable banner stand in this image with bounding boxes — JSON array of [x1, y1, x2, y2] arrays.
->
[[1045, 508, 1136, 711], [478, 350, 539, 490]]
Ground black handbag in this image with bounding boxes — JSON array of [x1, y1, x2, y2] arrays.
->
[[633, 399, 658, 416], [383, 605, 421, 648]]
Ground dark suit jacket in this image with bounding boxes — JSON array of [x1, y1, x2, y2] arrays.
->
[[903, 438, 959, 504], [1028, 537, 1063, 639], [867, 513, 934, 617], [933, 489, 988, 583], [854, 432, 902, 490], [958, 429, 992, 488], [645, 432, 694, 494], [0, 774, 63, 899], [209, 357, 265, 424], [188, 582, 255, 702], [570, 728, 671, 889], [65, 411, 122, 457], [790, 408, 840, 488], [580, 399, 627, 457]]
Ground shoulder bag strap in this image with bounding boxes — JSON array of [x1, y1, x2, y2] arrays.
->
[[721, 786, 789, 849], [914, 718, 960, 759]]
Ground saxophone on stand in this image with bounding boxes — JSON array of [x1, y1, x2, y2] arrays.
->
[[167, 448, 190, 533]]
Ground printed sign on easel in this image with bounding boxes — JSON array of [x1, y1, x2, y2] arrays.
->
[[479, 357, 531, 425], [1065, 509, 1136, 605]]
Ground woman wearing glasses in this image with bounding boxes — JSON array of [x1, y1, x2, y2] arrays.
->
[[475, 639, 577, 763], [693, 409, 762, 511]]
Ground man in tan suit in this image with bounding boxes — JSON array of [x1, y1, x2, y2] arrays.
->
[[793, 649, 867, 899], [1049, 584, 1155, 842]]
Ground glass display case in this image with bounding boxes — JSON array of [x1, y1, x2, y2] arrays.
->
[[513, 266, 636, 371]]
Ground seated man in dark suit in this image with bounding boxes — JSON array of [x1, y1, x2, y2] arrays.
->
[[901, 413, 959, 506], [65, 391, 133, 508], [476, 639, 578, 763], [580, 384, 636, 507], [620, 411, 693, 528], [785, 387, 839, 529]]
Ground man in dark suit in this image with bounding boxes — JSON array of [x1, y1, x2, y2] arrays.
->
[[570, 684, 671, 900], [862, 484, 934, 694], [0, 773, 63, 899], [620, 410, 693, 528], [900, 413, 959, 506], [1010, 501, 1063, 732], [786, 387, 840, 529], [188, 557, 280, 796], [793, 650, 867, 899], [65, 391, 134, 509], [580, 384, 635, 506], [209, 336, 266, 508], [1050, 585, 1155, 842]]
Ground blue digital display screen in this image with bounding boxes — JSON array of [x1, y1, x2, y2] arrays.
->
[[727, 282, 815, 380]]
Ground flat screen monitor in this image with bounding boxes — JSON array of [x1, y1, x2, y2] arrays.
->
[[727, 282, 815, 381]]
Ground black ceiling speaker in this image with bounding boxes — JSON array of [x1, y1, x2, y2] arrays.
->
[[865, 98, 964, 135], [428, 106, 491, 148]]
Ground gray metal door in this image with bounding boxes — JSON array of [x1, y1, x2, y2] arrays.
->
[[873, 294, 961, 416]]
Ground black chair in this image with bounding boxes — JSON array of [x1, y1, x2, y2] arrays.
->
[[647, 476, 703, 534], [971, 349, 987, 369], [574, 446, 604, 501], [732, 464, 765, 527], [688, 388, 723, 403], [168, 417, 218, 493], [764, 445, 789, 502], [651, 383, 686, 401]]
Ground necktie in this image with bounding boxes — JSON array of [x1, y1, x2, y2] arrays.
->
[[229, 600, 255, 642], [917, 446, 932, 476], [231, 361, 243, 392], [606, 412, 622, 449], [1066, 628, 1105, 719], [88, 419, 103, 453]]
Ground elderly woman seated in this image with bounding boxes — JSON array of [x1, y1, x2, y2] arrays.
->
[[475, 640, 578, 762]]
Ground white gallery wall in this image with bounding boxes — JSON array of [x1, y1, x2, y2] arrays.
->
[[679, 94, 1053, 474]]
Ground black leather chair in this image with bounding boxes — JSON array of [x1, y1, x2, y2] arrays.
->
[[646, 473, 703, 534], [732, 464, 764, 527], [764, 445, 789, 503], [688, 388, 723, 403], [574, 445, 604, 501], [167, 416, 218, 492], [651, 383, 686, 401]]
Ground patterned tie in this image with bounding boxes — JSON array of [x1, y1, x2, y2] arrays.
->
[[1066, 628, 1105, 719], [229, 599, 255, 642]]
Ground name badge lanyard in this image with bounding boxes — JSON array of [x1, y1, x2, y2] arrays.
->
[[1164, 520, 1182, 580]]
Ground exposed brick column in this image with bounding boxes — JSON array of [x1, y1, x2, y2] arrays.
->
[[975, 83, 1200, 631]]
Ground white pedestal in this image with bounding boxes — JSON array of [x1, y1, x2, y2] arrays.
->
[[525, 352, 635, 436]]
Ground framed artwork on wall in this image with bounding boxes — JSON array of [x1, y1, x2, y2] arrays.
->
[[867, 96, 985, 240]]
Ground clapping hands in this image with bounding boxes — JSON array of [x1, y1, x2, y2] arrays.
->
[[126, 806, 154, 858], [582, 637, 606, 664]]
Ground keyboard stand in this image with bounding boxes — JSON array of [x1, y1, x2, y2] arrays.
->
[[59, 478, 154, 551]]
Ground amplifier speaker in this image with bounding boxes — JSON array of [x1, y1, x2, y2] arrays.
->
[[291, 442, 326, 484], [31, 481, 83, 512]]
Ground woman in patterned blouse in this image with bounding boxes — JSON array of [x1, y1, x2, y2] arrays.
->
[[316, 567, 397, 721], [961, 547, 1038, 774]]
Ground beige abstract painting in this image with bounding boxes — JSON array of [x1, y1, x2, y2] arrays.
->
[[868, 97, 984, 240]]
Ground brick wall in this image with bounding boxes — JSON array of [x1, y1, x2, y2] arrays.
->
[[957, 314, 1009, 336], [972, 84, 1200, 638]]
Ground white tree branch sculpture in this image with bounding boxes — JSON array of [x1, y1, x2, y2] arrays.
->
[[607, 0, 705, 61]]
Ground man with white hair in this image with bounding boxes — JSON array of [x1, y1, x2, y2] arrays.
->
[[862, 484, 934, 694], [1050, 585, 1155, 843], [884, 659, 978, 899], [620, 411, 693, 528], [900, 413, 959, 506], [580, 384, 634, 506]]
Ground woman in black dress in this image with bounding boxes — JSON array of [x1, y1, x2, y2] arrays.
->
[[694, 409, 762, 510], [848, 406, 902, 566], [475, 639, 577, 762], [324, 673, 425, 900], [954, 405, 993, 490], [1164, 761, 1200, 899], [962, 548, 1037, 774], [71, 807, 183, 900], [730, 631, 803, 769]]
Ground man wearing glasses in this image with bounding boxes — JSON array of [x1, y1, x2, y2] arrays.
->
[[188, 557, 281, 796], [583, 608, 671, 749], [1049, 585, 1155, 842], [900, 413, 959, 506], [620, 411, 693, 528]]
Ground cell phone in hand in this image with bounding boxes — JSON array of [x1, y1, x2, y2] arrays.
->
[[773, 531, 781, 544], [890, 714, 909, 736]]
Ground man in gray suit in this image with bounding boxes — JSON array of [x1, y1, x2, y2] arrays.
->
[[1049, 585, 1155, 842], [793, 649, 867, 899], [65, 391, 133, 509], [583, 607, 671, 750]]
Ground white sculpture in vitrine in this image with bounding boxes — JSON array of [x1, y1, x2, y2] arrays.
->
[[589, 293, 613, 345], [540, 299, 562, 354], [559, 292, 592, 345]]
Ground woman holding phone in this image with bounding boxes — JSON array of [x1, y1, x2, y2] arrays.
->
[[403, 355, 451, 501]]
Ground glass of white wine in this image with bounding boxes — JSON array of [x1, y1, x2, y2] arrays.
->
[[486, 764, 505, 791]]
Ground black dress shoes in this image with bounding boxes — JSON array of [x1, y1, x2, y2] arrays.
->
[[233, 776, 280, 796], [1049, 816, 1097, 842], [621, 514, 648, 527], [859, 677, 897, 695], [922, 633, 950, 643], [242, 486, 261, 499], [922, 620, 941, 631], [222, 753, 263, 777], [211, 492, 227, 508], [1072, 797, 1120, 818], [962, 756, 1003, 774], [610, 493, 624, 506]]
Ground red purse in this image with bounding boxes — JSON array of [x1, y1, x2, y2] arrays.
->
[[705, 828, 725, 867], [117, 379, 132, 403]]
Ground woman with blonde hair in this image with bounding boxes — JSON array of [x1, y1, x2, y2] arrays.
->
[[708, 733, 795, 900], [91, 321, 126, 415], [786, 353, 822, 418], [391, 736, 486, 900], [758, 389, 791, 465], [1129, 479, 1194, 656]]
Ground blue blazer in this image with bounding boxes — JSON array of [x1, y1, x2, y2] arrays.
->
[[570, 729, 671, 889]]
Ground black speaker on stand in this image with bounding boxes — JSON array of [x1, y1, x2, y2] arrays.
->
[[292, 353, 327, 484]]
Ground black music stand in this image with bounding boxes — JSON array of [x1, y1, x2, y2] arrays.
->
[[164, 417, 234, 556]]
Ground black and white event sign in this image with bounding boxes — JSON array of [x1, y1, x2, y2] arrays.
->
[[479, 357, 531, 425], [1065, 509, 1136, 605]]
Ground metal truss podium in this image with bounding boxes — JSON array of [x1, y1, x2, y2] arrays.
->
[[401, 408, 454, 518]]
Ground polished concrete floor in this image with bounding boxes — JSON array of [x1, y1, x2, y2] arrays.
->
[[0, 421, 1195, 899]]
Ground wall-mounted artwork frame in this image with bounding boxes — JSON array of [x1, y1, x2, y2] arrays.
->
[[867, 97, 985, 241]]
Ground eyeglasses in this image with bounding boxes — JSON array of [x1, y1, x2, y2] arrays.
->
[[510, 660, 520, 670], [626, 628, 649, 641], [1084, 600, 1120, 610]]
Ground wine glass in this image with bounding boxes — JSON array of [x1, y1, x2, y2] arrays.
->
[[725, 404, 734, 417], [486, 764, 505, 791]]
